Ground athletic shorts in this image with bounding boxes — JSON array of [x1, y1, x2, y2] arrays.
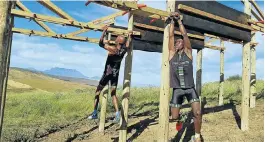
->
[[170, 88, 200, 108], [98, 61, 121, 88]]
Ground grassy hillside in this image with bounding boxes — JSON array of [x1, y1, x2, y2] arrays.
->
[[2, 68, 264, 141], [8, 68, 91, 92]]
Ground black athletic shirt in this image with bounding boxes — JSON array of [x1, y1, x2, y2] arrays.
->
[[170, 51, 195, 89]]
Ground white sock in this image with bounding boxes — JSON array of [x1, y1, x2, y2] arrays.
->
[[195, 133, 200, 138]]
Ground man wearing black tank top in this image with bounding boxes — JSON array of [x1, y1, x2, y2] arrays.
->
[[87, 26, 132, 124], [168, 13, 202, 142]]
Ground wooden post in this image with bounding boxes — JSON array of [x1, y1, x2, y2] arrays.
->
[[118, 13, 133, 142], [250, 32, 256, 108], [99, 34, 112, 133], [241, 0, 251, 131], [157, 0, 175, 141], [219, 41, 224, 106], [196, 49, 202, 98], [0, 1, 15, 139]]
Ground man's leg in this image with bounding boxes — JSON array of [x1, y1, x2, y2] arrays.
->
[[88, 70, 109, 119], [187, 88, 201, 142], [111, 86, 119, 112], [170, 88, 184, 120]]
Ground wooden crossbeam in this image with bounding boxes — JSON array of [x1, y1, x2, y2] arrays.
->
[[92, 11, 124, 24], [249, 0, 264, 19], [205, 38, 218, 45], [205, 33, 243, 44], [16, 1, 55, 33], [66, 20, 114, 36], [38, 0, 75, 20], [134, 22, 204, 40], [251, 24, 264, 32], [248, 19, 264, 29], [178, 4, 253, 31], [93, 1, 170, 19], [11, 9, 140, 36], [204, 44, 226, 50], [66, 11, 121, 36], [13, 28, 97, 43]]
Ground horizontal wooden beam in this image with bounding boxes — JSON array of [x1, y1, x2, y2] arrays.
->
[[66, 20, 114, 36], [248, 19, 264, 28], [93, 1, 170, 19], [178, 4, 252, 31], [11, 9, 140, 36], [38, 0, 75, 20], [134, 22, 204, 40], [16, 1, 55, 33], [249, 0, 264, 19], [204, 33, 243, 44], [204, 44, 226, 50], [205, 38, 218, 45], [66, 11, 120, 36], [12, 28, 101, 43], [251, 24, 264, 32]]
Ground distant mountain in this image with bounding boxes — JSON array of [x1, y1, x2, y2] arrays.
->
[[89, 76, 101, 81], [26, 67, 37, 71], [43, 67, 88, 79]]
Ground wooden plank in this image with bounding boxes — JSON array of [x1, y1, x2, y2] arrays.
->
[[204, 44, 226, 51], [99, 81, 110, 133], [249, 0, 264, 19], [219, 41, 224, 106], [250, 31, 256, 108], [241, 0, 251, 131], [196, 49, 202, 98], [177, 1, 250, 24], [251, 24, 264, 32], [178, 4, 252, 31], [38, 0, 75, 20], [11, 9, 140, 36], [94, 1, 170, 19], [204, 33, 243, 44], [66, 11, 122, 36], [16, 1, 55, 33], [157, 1, 174, 141], [205, 38, 218, 45], [119, 13, 134, 142], [176, 2, 251, 42], [134, 22, 204, 40], [12, 28, 100, 43], [0, 1, 15, 138]]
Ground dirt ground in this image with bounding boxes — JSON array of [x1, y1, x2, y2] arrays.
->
[[37, 100, 264, 142]]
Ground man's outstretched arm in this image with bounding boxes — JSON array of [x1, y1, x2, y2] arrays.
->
[[177, 19, 193, 60], [99, 26, 118, 54]]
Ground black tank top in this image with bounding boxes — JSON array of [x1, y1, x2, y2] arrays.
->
[[170, 51, 195, 88]]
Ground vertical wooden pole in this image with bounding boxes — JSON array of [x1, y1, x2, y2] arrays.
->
[[118, 13, 133, 142], [250, 32, 256, 108], [219, 41, 224, 106], [0, 1, 15, 139], [196, 49, 202, 98], [99, 34, 112, 133], [157, 1, 175, 141], [241, 0, 251, 131]]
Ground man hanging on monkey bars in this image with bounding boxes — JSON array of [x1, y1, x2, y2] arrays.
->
[[167, 13, 202, 142], [87, 26, 132, 123]]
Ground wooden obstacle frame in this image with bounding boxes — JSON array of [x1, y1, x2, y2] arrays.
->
[[0, 0, 263, 141]]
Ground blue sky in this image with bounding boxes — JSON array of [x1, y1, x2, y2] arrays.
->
[[11, 1, 264, 87]]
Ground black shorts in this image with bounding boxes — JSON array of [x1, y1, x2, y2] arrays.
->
[[170, 88, 200, 108], [98, 61, 121, 88]]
